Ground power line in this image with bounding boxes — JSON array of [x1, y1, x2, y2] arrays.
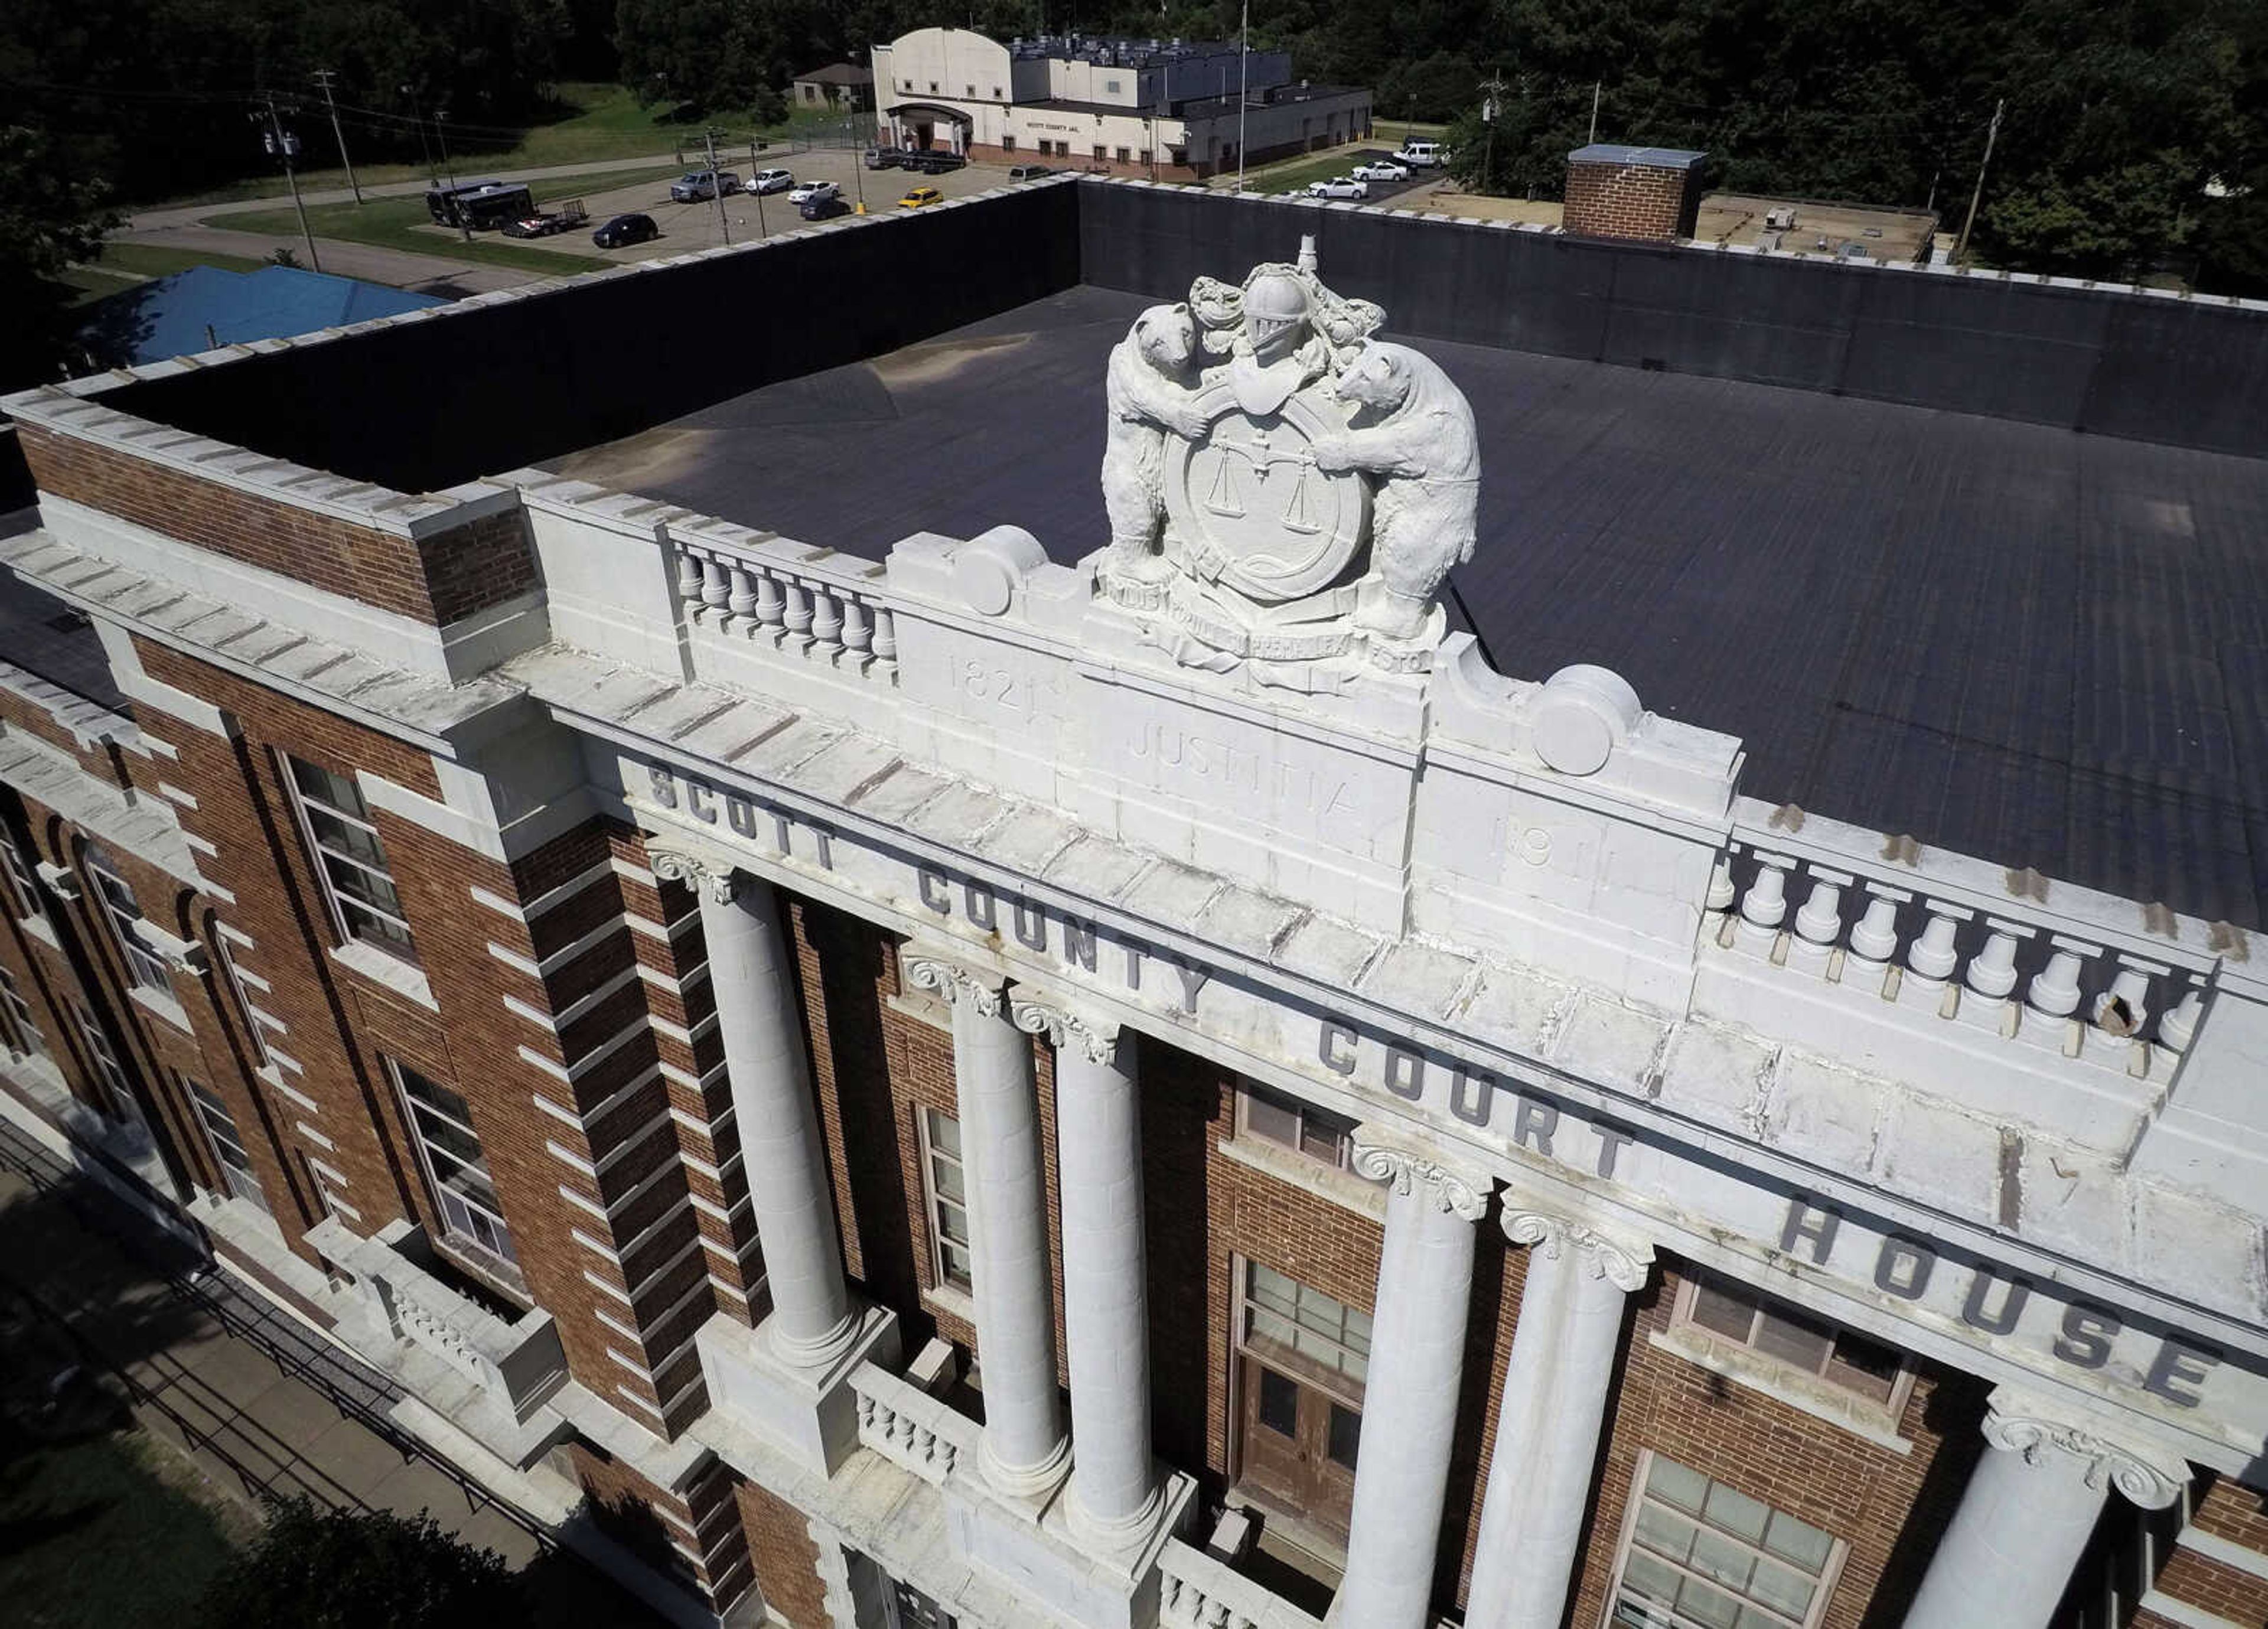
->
[[310, 69, 361, 203]]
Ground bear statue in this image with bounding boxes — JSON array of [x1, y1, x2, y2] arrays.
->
[[1100, 302, 1213, 571], [1311, 339, 1481, 640]]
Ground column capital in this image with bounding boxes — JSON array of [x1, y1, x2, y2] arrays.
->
[[649, 845, 740, 904], [1352, 1138, 1490, 1221], [902, 950, 1009, 1017], [1499, 1204, 1654, 1292], [1980, 1389, 2189, 1509], [1008, 991, 1123, 1065]]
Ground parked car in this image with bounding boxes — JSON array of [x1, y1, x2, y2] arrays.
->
[[1308, 176, 1370, 200], [800, 195, 852, 221], [898, 186, 944, 209], [788, 179, 839, 204], [669, 170, 739, 202], [1396, 140, 1444, 167], [864, 146, 904, 169], [904, 150, 966, 175], [1351, 158, 1410, 181], [1008, 164, 1054, 181], [500, 200, 589, 238], [592, 212, 659, 248], [747, 168, 795, 196]]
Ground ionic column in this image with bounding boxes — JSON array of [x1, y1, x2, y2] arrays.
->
[[1013, 993, 1161, 1542], [1901, 1389, 2188, 1629], [653, 851, 854, 1366], [1335, 1141, 1488, 1629], [1464, 1206, 1654, 1629], [905, 954, 1068, 1494]]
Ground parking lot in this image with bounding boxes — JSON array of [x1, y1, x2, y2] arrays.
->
[[409, 146, 1026, 264]]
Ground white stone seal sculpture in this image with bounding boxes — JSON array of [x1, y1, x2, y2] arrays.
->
[[1094, 234, 1480, 685]]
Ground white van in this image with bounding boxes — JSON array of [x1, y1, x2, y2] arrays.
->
[[1396, 139, 1444, 168]]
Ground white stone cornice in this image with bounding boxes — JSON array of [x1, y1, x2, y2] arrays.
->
[[1500, 1206, 1655, 1291], [1008, 992, 1123, 1065], [1351, 1139, 1489, 1221], [902, 952, 1006, 1018], [647, 846, 739, 904], [1981, 1389, 2191, 1509]]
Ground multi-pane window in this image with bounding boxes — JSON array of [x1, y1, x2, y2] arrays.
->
[[71, 1003, 132, 1106], [1243, 1262, 1371, 1389], [1675, 1272, 1908, 1409], [0, 967, 42, 1057], [282, 755, 418, 960], [187, 1076, 268, 1212], [1238, 1080, 1355, 1171], [0, 826, 41, 916], [885, 1576, 957, 1629], [214, 936, 270, 1067], [920, 1107, 973, 1292], [1609, 1452, 1844, 1628], [84, 843, 171, 991], [393, 1061, 517, 1273]]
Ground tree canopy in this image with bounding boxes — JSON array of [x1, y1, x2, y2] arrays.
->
[[193, 1500, 529, 1629]]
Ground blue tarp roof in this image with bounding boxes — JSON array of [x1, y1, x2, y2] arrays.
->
[[79, 264, 446, 367]]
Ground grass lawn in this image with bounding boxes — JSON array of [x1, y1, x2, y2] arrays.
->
[[0, 1431, 247, 1627], [215, 160, 699, 276], [1243, 146, 1404, 196], [164, 83, 846, 207]]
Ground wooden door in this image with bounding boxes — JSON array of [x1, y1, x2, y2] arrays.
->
[[1238, 1354, 1361, 1539]]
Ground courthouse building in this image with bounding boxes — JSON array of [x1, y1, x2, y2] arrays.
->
[[3, 178, 2268, 1629]]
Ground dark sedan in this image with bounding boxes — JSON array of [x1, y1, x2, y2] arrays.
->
[[592, 213, 659, 250]]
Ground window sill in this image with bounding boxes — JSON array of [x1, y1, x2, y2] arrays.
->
[[129, 983, 194, 1035], [1647, 1327, 1914, 1455], [329, 940, 437, 1011], [921, 1279, 977, 1328], [19, 911, 59, 951], [887, 989, 951, 1034], [1218, 1134, 1386, 1223]]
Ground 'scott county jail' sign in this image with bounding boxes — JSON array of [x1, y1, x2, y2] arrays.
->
[[631, 755, 2263, 1457]]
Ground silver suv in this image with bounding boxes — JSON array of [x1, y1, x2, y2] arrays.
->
[[669, 170, 740, 202]]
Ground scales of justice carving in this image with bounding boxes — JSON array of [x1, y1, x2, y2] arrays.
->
[[1095, 234, 1479, 686]]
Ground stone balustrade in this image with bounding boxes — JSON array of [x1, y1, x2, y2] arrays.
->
[[318, 1218, 567, 1422], [1157, 1538, 1325, 1629], [849, 1362, 976, 1487], [1709, 800, 2231, 1071], [671, 523, 898, 684]]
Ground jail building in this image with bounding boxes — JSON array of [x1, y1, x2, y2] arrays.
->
[[2, 178, 2266, 1629]]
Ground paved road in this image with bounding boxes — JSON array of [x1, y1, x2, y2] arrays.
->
[[126, 152, 715, 230], [114, 221, 529, 298]]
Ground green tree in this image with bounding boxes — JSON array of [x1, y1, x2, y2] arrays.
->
[[193, 1500, 529, 1629], [0, 120, 116, 390]]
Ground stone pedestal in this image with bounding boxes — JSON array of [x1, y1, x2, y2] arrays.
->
[[947, 1466, 1197, 1629], [696, 1306, 900, 1477]]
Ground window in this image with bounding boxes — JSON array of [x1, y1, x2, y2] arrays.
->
[[920, 1106, 973, 1292], [0, 967, 42, 1057], [1243, 1262, 1371, 1389], [1104, 77, 1121, 93], [1237, 1080, 1355, 1171], [1116, 146, 1131, 162], [0, 826, 41, 916], [885, 1576, 957, 1629], [393, 1061, 518, 1275], [1092, 144, 1107, 161], [1609, 1451, 1844, 1628], [1001, 134, 1016, 152], [85, 843, 171, 991], [964, 83, 975, 96], [187, 1076, 268, 1211], [72, 1002, 131, 1106], [214, 935, 270, 1067], [282, 755, 418, 961], [1674, 1272, 1909, 1409]]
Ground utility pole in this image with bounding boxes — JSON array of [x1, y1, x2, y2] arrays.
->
[[1955, 99, 2005, 265], [311, 68, 361, 203], [705, 129, 735, 245], [1478, 70, 1508, 194], [401, 84, 438, 187], [1588, 80, 1602, 144], [434, 109, 458, 189], [255, 95, 322, 272], [1236, 0, 1250, 194]]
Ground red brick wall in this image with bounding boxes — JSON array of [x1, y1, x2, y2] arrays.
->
[[1563, 158, 1702, 241], [21, 425, 537, 627], [2153, 1544, 2268, 1624], [734, 1476, 830, 1627], [568, 1441, 755, 1615]]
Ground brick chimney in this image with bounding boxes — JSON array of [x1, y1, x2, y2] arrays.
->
[[1563, 144, 1707, 241]]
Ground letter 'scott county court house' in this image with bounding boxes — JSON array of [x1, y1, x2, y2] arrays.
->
[[6, 180, 2268, 1629]]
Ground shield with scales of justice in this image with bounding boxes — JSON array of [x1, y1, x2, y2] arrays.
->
[[1162, 380, 1370, 605]]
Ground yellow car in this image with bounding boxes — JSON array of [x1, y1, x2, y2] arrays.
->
[[898, 186, 944, 209]]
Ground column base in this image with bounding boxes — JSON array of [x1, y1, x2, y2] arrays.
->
[[949, 1465, 1197, 1629], [696, 1304, 900, 1477]]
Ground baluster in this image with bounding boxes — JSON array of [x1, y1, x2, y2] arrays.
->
[[1736, 855, 1788, 953], [810, 584, 843, 653], [1906, 907, 1960, 983], [856, 1394, 876, 1433], [2093, 966, 2151, 1037], [725, 563, 757, 635], [871, 606, 898, 665], [699, 556, 729, 624], [842, 594, 873, 662], [674, 546, 703, 610], [1790, 875, 1842, 974], [1706, 858, 1736, 914], [1966, 926, 2021, 999], [754, 569, 786, 634], [1842, 888, 1902, 997], [2028, 946, 2085, 1018], [783, 578, 814, 647], [2160, 987, 2204, 1051]]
